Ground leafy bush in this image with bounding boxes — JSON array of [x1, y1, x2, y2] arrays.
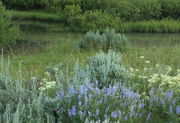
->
[[133, 0, 162, 20], [160, 0, 180, 19], [68, 10, 120, 32], [79, 29, 128, 51], [0, 1, 19, 48], [108, 0, 141, 21]]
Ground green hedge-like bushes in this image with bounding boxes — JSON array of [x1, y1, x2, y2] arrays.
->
[[2, 0, 180, 20], [67, 10, 120, 32]]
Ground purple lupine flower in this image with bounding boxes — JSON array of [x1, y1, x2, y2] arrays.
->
[[79, 85, 84, 95], [173, 99, 176, 105], [161, 99, 165, 105], [111, 85, 117, 94], [69, 86, 75, 95], [56, 91, 64, 100], [111, 111, 117, 118], [71, 106, 76, 116], [104, 114, 108, 119], [166, 91, 173, 99], [84, 96, 88, 105], [117, 110, 122, 117], [68, 106, 76, 117], [88, 111, 92, 117], [138, 103, 145, 109], [176, 106, 180, 114], [68, 109, 72, 117], [88, 93, 93, 98], [95, 109, 99, 116], [78, 95, 81, 100], [169, 105, 173, 113], [95, 87, 100, 95], [86, 80, 91, 89], [124, 116, 128, 121]]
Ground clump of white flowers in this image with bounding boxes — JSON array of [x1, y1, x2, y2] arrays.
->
[[39, 72, 57, 92], [148, 73, 180, 93]]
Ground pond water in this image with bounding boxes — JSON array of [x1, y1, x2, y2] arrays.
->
[[17, 30, 180, 48]]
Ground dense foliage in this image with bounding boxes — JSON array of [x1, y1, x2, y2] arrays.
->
[[0, 1, 19, 48], [2, 0, 180, 20]]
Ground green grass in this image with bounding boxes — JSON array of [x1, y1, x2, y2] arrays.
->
[[6, 31, 180, 79], [119, 20, 180, 33], [11, 10, 64, 22]]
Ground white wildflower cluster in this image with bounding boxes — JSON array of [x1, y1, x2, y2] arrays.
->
[[148, 73, 180, 93], [39, 72, 57, 92]]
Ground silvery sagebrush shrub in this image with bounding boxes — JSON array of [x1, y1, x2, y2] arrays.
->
[[71, 50, 130, 88], [43, 50, 130, 89], [86, 50, 130, 88], [78, 29, 128, 51]]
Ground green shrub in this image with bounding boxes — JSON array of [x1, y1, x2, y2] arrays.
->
[[0, 1, 19, 48], [63, 4, 82, 26], [132, 0, 162, 20], [79, 29, 128, 51], [160, 0, 180, 19], [68, 10, 120, 32], [107, 0, 141, 21]]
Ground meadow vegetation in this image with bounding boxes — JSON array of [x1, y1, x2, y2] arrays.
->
[[0, 0, 180, 122]]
